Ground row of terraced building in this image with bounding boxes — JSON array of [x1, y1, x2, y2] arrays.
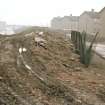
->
[[51, 7, 105, 38]]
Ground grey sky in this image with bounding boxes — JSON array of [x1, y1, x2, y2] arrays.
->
[[0, 0, 104, 26]]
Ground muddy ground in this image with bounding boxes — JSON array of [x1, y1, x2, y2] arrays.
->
[[0, 27, 105, 105]]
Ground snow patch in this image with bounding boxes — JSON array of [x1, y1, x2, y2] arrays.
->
[[23, 48, 27, 52], [34, 37, 46, 42], [38, 32, 44, 35], [19, 48, 22, 54], [25, 32, 34, 37], [19, 47, 27, 53]]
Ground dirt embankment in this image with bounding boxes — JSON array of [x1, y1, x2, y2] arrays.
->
[[0, 27, 105, 105]]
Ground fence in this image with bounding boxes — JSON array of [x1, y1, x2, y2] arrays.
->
[[71, 31, 98, 67]]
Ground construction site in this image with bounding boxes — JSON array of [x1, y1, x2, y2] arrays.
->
[[0, 26, 105, 105]]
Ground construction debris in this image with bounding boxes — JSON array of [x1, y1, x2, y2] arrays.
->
[[34, 36, 47, 47]]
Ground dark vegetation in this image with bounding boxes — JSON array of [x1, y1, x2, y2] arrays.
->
[[71, 31, 98, 67]]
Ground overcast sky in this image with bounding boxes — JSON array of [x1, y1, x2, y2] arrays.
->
[[0, 0, 104, 26]]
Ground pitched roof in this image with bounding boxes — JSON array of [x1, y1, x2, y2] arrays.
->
[[99, 7, 105, 13], [81, 11, 99, 19], [63, 16, 79, 21], [52, 16, 79, 22]]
